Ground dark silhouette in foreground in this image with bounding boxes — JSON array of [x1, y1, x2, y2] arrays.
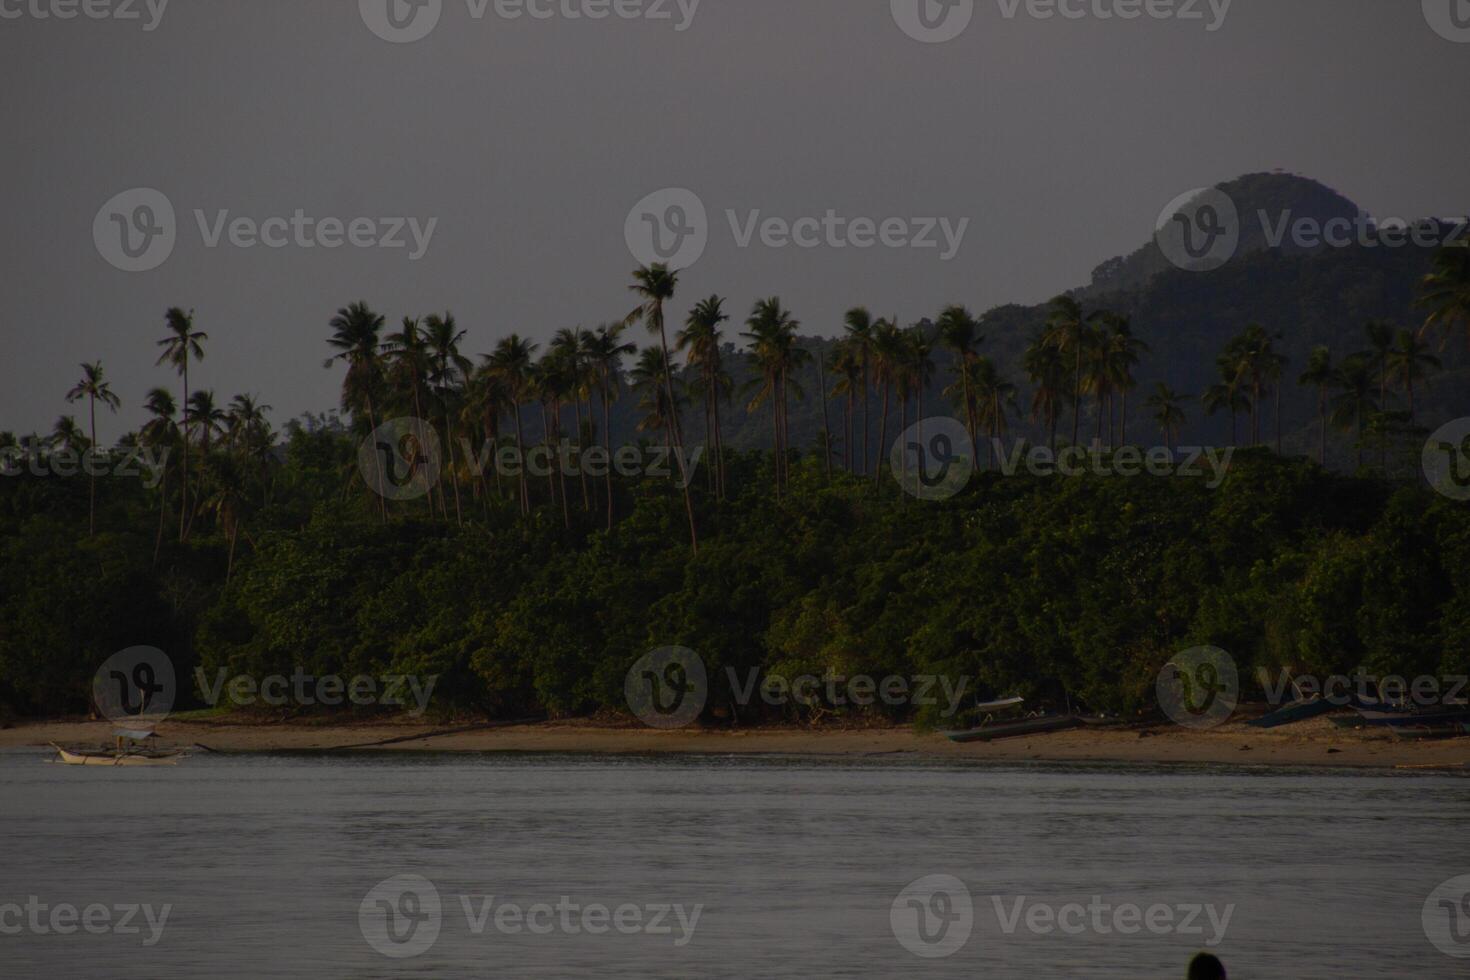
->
[[1188, 952, 1226, 979]]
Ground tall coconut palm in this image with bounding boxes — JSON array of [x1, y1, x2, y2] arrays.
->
[[1043, 295, 1089, 447], [1146, 383, 1186, 453], [1094, 313, 1147, 447], [869, 318, 903, 491], [843, 308, 875, 476], [156, 307, 207, 539], [1331, 353, 1378, 471], [425, 312, 472, 526], [141, 387, 178, 562], [486, 334, 539, 516], [64, 361, 121, 535], [383, 317, 436, 515], [1202, 360, 1250, 447], [1419, 242, 1470, 351], [324, 302, 387, 522], [550, 327, 593, 513], [678, 296, 730, 499], [971, 357, 1016, 465], [831, 342, 863, 474], [49, 415, 89, 453], [1023, 335, 1068, 452], [936, 305, 983, 464], [742, 298, 804, 498], [626, 264, 697, 552], [1298, 346, 1335, 465], [1385, 328, 1440, 422], [585, 324, 635, 527]]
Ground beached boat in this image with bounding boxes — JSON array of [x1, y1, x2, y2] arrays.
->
[[1246, 696, 1336, 729], [50, 733, 186, 767], [1390, 722, 1470, 741], [943, 715, 1083, 743]]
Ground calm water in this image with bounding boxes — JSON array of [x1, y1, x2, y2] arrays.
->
[[1, 749, 1467, 979]]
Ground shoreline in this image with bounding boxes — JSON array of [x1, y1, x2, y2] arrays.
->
[[3, 716, 1469, 770]]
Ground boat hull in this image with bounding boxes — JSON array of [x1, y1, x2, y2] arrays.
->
[[51, 744, 185, 766]]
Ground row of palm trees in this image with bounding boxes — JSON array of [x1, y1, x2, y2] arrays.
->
[[8, 243, 1470, 555]]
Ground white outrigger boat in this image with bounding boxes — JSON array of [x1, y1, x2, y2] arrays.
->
[[50, 731, 187, 767]]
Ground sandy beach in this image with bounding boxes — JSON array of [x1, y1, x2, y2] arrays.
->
[[3, 715, 1468, 770]]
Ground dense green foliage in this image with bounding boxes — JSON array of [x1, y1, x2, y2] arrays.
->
[[4, 434, 1469, 726]]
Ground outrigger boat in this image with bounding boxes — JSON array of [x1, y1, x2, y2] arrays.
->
[[942, 697, 1085, 743], [50, 731, 186, 767]]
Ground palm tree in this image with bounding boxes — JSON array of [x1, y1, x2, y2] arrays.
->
[[626, 264, 697, 552], [1331, 353, 1378, 471], [1298, 345, 1335, 465], [843, 308, 875, 476], [1095, 313, 1147, 447], [678, 296, 730, 499], [971, 357, 1016, 464], [585, 324, 635, 527], [1384, 328, 1440, 422], [831, 343, 863, 474], [383, 317, 435, 514], [870, 318, 903, 491], [743, 298, 805, 498], [937, 305, 984, 464], [1023, 335, 1068, 452], [1043, 295, 1089, 446], [550, 327, 592, 514], [324, 302, 387, 521], [49, 415, 89, 453], [140, 388, 178, 563], [486, 334, 539, 516], [64, 361, 121, 535], [156, 307, 207, 540], [1146, 383, 1186, 453], [424, 313, 472, 526], [1419, 242, 1470, 351]]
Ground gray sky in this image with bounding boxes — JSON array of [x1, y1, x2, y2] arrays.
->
[[2, 0, 1467, 440]]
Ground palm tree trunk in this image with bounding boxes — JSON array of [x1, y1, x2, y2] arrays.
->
[[862, 357, 870, 476], [179, 360, 189, 541], [874, 381, 890, 492], [817, 354, 833, 483], [960, 362, 979, 469], [514, 401, 530, 516], [655, 312, 697, 554], [444, 412, 463, 526], [153, 468, 168, 565], [574, 398, 590, 512], [87, 394, 97, 536]]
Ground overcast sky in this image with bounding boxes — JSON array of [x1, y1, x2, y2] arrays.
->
[[2, 0, 1467, 440]]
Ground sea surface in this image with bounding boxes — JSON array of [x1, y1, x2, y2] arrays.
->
[[1, 750, 1467, 979]]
